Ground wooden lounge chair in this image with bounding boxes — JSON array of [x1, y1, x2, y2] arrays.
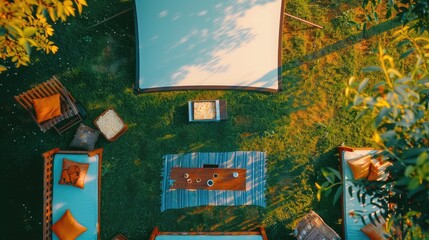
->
[[14, 76, 83, 135], [43, 148, 103, 240]]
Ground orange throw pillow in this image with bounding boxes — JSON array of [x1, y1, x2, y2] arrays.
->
[[347, 155, 372, 179], [52, 209, 87, 240], [59, 158, 89, 189], [367, 159, 392, 181], [360, 223, 386, 240], [32, 94, 62, 123]]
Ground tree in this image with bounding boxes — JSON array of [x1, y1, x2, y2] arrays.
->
[[0, 0, 88, 73], [318, 27, 429, 239], [359, 0, 429, 33]]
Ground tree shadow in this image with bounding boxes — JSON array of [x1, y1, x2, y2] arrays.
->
[[282, 19, 402, 71]]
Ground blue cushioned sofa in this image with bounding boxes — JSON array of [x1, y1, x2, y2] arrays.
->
[[338, 146, 381, 240], [42, 148, 103, 240]]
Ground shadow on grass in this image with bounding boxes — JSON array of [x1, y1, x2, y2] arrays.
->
[[282, 19, 402, 71]]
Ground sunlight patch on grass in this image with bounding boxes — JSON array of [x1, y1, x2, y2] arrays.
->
[[87, 102, 110, 110], [325, 52, 340, 63], [125, 122, 137, 129], [233, 115, 253, 126], [239, 132, 254, 139], [134, 158, 142, 166], [187, 142, 206, 152], [157, 134, 175, 141]]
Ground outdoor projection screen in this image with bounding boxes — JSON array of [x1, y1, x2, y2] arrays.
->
[[134, 0, 284, 93]]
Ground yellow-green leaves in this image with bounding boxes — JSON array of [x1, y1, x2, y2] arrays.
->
[[23, 27, 37, 38], [358, 78, 369, 92], [345, 28, 429, 238], [0, 0, 88, 72], [76, 0, 88, 14], [315, 182, 322, 201], [316, 168, 343, 206], [405, 150, 429, 188], [372, 131, 384, 146], [63, 0, 76, 17], [417, 151, 428, 166], [48, 7, 57, 21], [18, 38, 31, 54]]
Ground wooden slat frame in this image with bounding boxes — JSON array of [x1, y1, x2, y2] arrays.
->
[[14, 76, 82, 134], [42, 148, 103, 240], [149, 227, 268, 240]]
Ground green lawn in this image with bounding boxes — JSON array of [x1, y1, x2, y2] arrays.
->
[[0, 0, 393, 239]]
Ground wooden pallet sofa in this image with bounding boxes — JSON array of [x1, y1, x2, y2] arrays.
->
[[43, 148, 103, 240], [149, 227, 268, 240]]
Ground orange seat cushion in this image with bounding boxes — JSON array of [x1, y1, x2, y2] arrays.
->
[[58, 158, 89, 189], [32, 94, 62, 123], [347, 155, 372, 179], [52, 209, 87, 240]]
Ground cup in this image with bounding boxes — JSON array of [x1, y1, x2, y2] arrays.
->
[[184, 173, 189, 178], [233, 172, 239, 178], [187, 178, 192, 183], [213, 173, 218, 178], [207, 179, 214, 187], [196, 178, 201, 183]]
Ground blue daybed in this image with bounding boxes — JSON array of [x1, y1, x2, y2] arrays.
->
[[339, 146, 382, 239], [42, 148, 103, 240]]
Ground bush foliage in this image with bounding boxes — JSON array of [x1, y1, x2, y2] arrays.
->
[[320, 27, 429, 239]]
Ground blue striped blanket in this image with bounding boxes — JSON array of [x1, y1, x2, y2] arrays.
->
[[161, 151, 267, 212]]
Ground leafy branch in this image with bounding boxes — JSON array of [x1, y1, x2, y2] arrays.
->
[[316, 167, 343, 206], [0, 0, 88, 72], [356, 0, 429, 33], [343, 27, 429, 238]]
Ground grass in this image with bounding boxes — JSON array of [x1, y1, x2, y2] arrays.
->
[[0, 0, 398, 239]]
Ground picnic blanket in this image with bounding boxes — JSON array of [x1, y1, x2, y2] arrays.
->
[[161, 151, 266, 212]]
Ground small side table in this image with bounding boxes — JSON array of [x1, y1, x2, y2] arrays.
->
[[94, 108, 128, 141], [188, 100, 227, 122]]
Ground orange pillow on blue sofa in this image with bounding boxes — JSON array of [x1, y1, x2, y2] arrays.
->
[[347, 155, 372, 180], [51, 209, 87, 240], [59, 158, 89, 189]]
